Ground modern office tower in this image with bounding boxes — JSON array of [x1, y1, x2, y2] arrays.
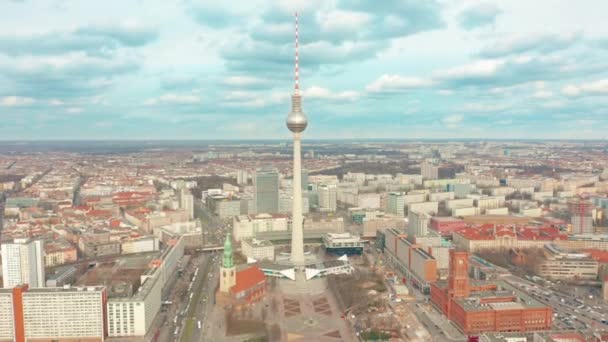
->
[[286, 12, 308, 268], [318, 184, 337, 212], [0, 285, 107, 341], [254, 168, 280, 214], [237, 170, 249, 185], [219, 234, 236, 293], [569, 199, 594, 234], [176, 180, 194, 219], [387, 192, 405, 216], [408, 210, 430, 237], [301, 169, 309, 191], [1, 238, 45, 288]]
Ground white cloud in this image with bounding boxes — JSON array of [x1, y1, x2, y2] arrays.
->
[[222, 76, 269, 87], [0, 96, 35, 106], [316, 10, 371, 33], [223, 91, 257, 101], [144, 93, 202, 105], [497, 119, 513, 125], [533, 90, 553, 99], [532, 80, 553, 98], [94, 121, 113, 128], [441, 114, 464, 127], [438, 90, 453, 96], [223, 91, 287, 108], [462, 103, 508, 112], [66, 107, 83, 114], [563, 80, 608, 97], [366, 75, 432, 93], [541, 100, 566, 109], [49, 99, 64, 106], [434, 60, 503, 80], [303, 86, 360, 101]]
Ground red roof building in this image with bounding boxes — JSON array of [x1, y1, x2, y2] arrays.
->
[[230, 266, 266, 304]]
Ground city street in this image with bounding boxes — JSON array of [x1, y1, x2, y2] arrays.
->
[[504, 275, 608, 334]]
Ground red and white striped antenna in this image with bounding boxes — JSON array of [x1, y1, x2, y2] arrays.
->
[[294, 12, 300, 95]]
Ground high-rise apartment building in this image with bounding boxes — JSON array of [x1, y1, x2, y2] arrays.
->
[[569, 199, 594, 234], [237, 170, 249, 185], [421, 161, 456, 180], [254, 168, 280, 214], [178, 189, 194, 220], [408, 210, 430, 237], [0, 285, 107, 342], [318, 184, 337, 212], [387, 192, 405, 216], [1, 238, 45, 288]]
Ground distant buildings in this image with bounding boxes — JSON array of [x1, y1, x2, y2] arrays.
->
[[421, 161, 456, 180], [236, 169, 249, 185], [177, 181, 194, 220], [1, 238, 45, 289], [452, 225, 567, 252], [254, 168, 280, 214], [0, 285, 107, 342], [569, 199, 594, 234], [430, 217, 467, 236]]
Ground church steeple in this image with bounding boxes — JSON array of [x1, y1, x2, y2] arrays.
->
[[223, 233, 233, 268]]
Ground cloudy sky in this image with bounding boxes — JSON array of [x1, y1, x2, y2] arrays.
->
[[1, 0, 608, 140]]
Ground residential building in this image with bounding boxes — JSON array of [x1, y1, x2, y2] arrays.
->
[[318, 184, 337, 212], [1, 238, 45, 289], [0, 285, 107, 342], [408, 210, 430, 237], [387, 192, 405, 217]]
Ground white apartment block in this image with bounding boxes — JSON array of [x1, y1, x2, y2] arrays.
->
[[0, 285, 106, 341], [408, 211, 430, 237], [1, 238, 45, 289], [108, 236, 183, 338], [233, 213, 289, 241], [241, 238, 275, 261], [318, 184, 337, 212]]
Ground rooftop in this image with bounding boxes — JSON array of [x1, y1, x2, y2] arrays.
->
[[231, 266, 265, 294]]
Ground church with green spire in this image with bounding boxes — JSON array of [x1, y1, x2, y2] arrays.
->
[[219, 233, 236, 293], [223, 232, 233, 268]]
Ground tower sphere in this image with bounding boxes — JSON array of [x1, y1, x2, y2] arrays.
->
[[286, 108, 307, 133]]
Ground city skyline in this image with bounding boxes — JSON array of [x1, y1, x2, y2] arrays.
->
[[2, 0, 608, 140]]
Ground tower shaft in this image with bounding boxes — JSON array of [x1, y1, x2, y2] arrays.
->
[[290, 132, 304, 265]]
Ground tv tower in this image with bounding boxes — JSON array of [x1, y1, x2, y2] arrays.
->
[[286, 12, 308, 267]]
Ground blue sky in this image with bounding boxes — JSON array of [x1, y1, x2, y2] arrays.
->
[[1, 0, 608, 140]]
